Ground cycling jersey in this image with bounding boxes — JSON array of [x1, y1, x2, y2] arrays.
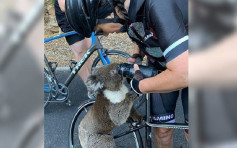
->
[[128, 0, 188, 64], [127, 0, 189, 123]]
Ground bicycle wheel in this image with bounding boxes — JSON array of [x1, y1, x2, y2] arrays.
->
[[92, 49, 131, 68], [69, 99, 143, 148]]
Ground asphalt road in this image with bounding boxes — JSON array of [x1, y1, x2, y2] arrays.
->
[[44, 69, 188, 148]]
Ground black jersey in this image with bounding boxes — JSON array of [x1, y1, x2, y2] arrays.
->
[[128, 0, 188, 64], [127, 0, 189, 124]]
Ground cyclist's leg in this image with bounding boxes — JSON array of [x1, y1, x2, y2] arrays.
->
[[151, 92, 179, 148], [181, 87, 189, 142], [70, 38, 92, 83], [55, 0, 92, 83], [147, 59, 179, 147], [153, 127, 174, 148]]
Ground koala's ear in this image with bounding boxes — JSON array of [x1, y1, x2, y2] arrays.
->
[[91, 66, 101, 75], [86, 75, 104, 99]]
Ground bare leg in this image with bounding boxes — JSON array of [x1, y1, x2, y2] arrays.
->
[[153, 127, 174, 148], [70, 38, 93, 83], [184, 130, 189, 142]]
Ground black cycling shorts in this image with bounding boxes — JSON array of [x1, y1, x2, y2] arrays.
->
[[54, 0, 84, 45], [148, 60, 188, 123], [150, 88, 188, 124]]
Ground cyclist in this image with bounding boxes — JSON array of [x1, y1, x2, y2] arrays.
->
[[65, 0, 188, 147], [54, 0, 92, 83]]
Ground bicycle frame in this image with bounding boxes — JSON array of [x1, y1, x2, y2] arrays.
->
[[64, 35, 107, 87]]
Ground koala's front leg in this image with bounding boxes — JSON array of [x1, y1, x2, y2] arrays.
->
[[108, 91, 138, 125], [126, 90, 138, 102]]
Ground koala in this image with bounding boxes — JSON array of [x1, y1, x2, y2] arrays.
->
[[79, 63, 141, 148]]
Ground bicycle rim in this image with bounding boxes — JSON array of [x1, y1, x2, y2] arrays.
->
[[69, 99, 143, 148], [92, 50, 131, 69]]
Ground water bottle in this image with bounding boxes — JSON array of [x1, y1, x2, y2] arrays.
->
[[118, 63, 159, 79]]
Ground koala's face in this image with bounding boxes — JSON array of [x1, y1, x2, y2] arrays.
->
[[86, 63, 124, 98], [93, 63, 123, 90]]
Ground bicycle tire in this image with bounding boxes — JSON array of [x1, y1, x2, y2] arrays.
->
[[92, 50, 131, 69], [69, 99, 143, 148]]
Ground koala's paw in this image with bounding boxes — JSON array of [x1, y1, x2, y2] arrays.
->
[[133, 115, 145, 123], [130, 109, 145, 123], [127, 91, 137, 100]]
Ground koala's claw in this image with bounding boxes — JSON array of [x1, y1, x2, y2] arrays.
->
[[127, 91, 137, 100], [132, 115, 145, 123]]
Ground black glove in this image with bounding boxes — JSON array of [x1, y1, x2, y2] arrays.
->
[[131, 53, 143, 65], [130, 69, 144, 95], [126, 54, 142, 84]]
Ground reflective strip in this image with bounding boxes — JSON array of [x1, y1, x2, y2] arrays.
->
[[163, 35, 189, 56]]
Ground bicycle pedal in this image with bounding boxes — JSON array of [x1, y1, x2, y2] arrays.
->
[[49, 62, 58, 73], [69, 60, 77, 72]]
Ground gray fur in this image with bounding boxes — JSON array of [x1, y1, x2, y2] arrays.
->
[[80, 63, 142, 148], [86, 75, 104, 99]]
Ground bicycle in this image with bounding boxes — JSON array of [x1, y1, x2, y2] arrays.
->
[[69, 81, 189, 148], [44, 31, 131, 108]]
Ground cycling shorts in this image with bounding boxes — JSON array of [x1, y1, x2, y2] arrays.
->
[[148, 60, 188, 123], [54, 0, 84, 45], [150, 88, 188, 124]]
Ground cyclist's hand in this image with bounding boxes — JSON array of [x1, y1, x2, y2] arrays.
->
[[130, 64, 144, 95], [128, 54, 143, 65], [128, 44, 143, 65]]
